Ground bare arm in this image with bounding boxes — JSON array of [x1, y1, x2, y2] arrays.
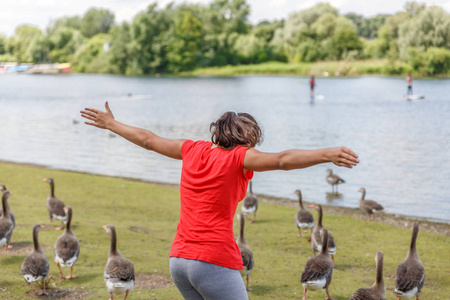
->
[[81, 102, 184, 160], [243, 147, 359, 172]]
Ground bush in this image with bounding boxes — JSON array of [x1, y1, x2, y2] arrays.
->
[[407, 46, 450, 75]]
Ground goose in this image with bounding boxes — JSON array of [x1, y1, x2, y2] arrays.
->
[[300, 228, 335, 300], [309, 204, 337, 268], [350, 251, 387, 300], [358, 188, 384, 221], [394, 222, 425, 300], [0, 190, 14, 250], [0, 184, 15, 228], [43, 178, 67, 230], [103, 224, 135, 300], [294, 190, 314, 241], [241, 181, 258, 223], [326, 169, 345, 194], [21, 224, 49, 296], [54, 206, 80, 279], [236, 211, 254, 291]]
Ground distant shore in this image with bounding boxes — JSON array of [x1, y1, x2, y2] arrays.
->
[[2, 159, 449, 235], [181, 59, 450, 78]]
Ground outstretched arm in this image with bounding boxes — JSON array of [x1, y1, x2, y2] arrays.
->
[[244, 147, 358, 172], [81, 102, 185, 160]]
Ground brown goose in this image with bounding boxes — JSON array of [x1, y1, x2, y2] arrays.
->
[[43, 178, 67, 230], [294, 190, 314, 241], [394, 222, 425, 300], [21, 224, 49, 296], [103, 224, 135, 300], [241, 181, 258, 223], [54, 206, 80, 279], [236, 211, 254, 291], [326, 169, 345, 194], [350, 251, 386, 300], [300, 228, 335, 300], [0, 184, 15, 228], [359, 188, 384, 221], [309, 204, 337, 268], [0, 190, 14, 250]]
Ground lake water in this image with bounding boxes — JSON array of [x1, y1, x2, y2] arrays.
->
[[0, 74, 449, 223]]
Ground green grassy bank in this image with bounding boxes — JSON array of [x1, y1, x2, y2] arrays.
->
[[0, 161, 449, 299], [183, 59, 424, 78]]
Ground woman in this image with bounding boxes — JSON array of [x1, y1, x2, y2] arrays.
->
[[81, 103, 358, 300]]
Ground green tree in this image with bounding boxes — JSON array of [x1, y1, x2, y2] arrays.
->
[[13, 25, 42, 62], [167, 11, 204, 72], [398, 6, 450, 59], [332, 28, 363, 59], [0, 34, 6, 54], [108, 23, 131, 74], [80, 8, 115, 38]]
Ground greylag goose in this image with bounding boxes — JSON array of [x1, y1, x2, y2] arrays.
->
[[54, 206, 80, 279], [294, 190, 314, 241], [309, 204, 336, 268], [326, 169, 345, 194], [103, 224, 135, 300], [394, 222, 425, 300], [21, 224, 49, 296], [350, 251, 386, 300], [0, 184, 15, 228], [241, 181, 258, 223], [0, 190, 14, 250], [359, 188, 384, 221], [236, 211, 254, 291], [300, 228, 335, 300], [43, 178, 67, 230]]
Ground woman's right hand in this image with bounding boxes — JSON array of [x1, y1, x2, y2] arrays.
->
[[81, 101, 115, 129]]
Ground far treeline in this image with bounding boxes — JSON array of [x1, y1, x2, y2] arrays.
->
[[1, 0, 449, 76]]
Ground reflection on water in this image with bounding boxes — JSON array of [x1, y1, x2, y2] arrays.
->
[[0, 74, 449, 223]]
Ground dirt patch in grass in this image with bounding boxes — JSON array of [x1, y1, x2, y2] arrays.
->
[[0, 242, 51, 255], [25, 287, 93, 299], [135, 273, 174, 289], [129, 226, 150, 235]]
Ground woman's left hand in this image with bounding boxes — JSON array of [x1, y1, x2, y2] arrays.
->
[[81, 101, 115, 129]]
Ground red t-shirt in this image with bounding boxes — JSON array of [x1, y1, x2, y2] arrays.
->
[[170, 140, 253, 269]]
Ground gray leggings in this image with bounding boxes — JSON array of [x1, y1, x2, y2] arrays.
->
[[169, 257, 249, 300]]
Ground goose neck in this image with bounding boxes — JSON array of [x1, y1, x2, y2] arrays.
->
[[1, 192, 9, 218]]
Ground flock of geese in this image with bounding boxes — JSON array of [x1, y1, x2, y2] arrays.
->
[[238, 170, 425, 300], [0, 179, 134, 299], [0, 168, 426, 300]]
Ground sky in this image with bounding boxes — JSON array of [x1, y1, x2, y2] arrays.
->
[[1, 0, 450, 37]]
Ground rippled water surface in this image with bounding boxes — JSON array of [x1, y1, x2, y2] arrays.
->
[[0, 74, 449, 223]]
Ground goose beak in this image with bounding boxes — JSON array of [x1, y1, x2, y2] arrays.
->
[[309, 204, 315, 208], [102, 225, 108, 230], [42, 178, 47, 182]]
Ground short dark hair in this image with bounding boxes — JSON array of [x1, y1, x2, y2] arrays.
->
[[210, 111, 263, 150]]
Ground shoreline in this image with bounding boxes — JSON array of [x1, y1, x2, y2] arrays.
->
[[2, 159, 449, 235]]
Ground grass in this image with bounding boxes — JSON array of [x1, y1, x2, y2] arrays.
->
[[182, 59, 418, 78], [0, 161, 449, 299]]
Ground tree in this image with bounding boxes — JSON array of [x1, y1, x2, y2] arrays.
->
[[397, 6, 450, 59], [332, 28, 363, 59], [167, 11, 204, 72], [80, 8, 115, 38], [13, 25, 42, 62], [108, 23, 131, 74]]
